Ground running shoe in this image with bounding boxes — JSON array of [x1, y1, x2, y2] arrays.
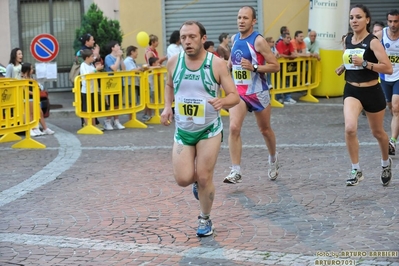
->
[[196, 217, 213, 237], [223, 169, 242, 184], [268, 156, 279, 180], [346, 169, 364, 186], [389, 140, 396, 156], [192, 182, 199, 200], [381, 158, 392, 186]]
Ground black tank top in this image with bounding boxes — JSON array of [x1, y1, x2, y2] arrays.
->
[[344, 33, 378, 82]]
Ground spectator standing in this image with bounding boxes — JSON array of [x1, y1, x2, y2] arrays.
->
[[80, 49, 104, 128], [145, 34, 167, 65], [77, 33, 100, 63], [142, 57, 161, 121], [276, 26, 289, 45], [103, 41, 126, 130], [5, 48, 23, 79], [275, 32, 298, 104], [21, 63, 55, 136], [304, 30, 321, 60], [124, 45, 141, 107], [75, 33, 102, 128], [167, 30, 183, 59], [204, 41, 219, 57], [291, 30, 310, 56], [265, 37, 278, 89], [216, 32, 231, 60], [335, 4, 393, 186]]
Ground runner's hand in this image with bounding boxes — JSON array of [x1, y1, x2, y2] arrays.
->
[[161, 107, 173, 126], [240, 58, 252, 70], [208, 98, 223, 111]]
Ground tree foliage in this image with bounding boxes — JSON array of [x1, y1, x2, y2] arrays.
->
[[74, 3, 123, 59]]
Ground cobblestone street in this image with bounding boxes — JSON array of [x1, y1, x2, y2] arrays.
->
[[0, 93, 398, 265]]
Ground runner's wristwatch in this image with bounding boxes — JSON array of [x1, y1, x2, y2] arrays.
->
[[362, 60, 368, 69], [253, 64, 258, 72]]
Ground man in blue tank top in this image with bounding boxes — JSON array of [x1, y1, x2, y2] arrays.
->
[[224, 6, 281, 184], [161, 21, 240, 237], [379, 9, 399, 157]]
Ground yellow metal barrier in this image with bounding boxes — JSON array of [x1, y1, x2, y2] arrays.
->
[[73, 70, 147, 134], [142, 67, 167, 124], [270, 57, 321, 108], [144, 67, 228, 119], [73, 59, 321, 134], [0, 79, 45, 148]]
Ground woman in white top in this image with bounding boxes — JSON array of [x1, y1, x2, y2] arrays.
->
[[167, 30, 183, 59], [5, 48, 23, 79]]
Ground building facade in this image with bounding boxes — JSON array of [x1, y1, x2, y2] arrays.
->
[[1, 0, 396, 90]]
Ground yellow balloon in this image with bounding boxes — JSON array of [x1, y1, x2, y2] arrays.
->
[[136, 31, 149, 47]]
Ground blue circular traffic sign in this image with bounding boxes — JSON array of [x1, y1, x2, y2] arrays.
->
[[30, 33, 59, 62]]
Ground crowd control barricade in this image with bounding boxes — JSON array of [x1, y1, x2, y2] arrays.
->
[[269, 57, 321, 108], [73, 70, 147, 134], [143, 67, 168, 124], [218, 89, 230, 117], [0, 79, 45, 148]]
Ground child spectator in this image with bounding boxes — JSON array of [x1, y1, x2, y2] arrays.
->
[[142, 57, 161, 121], [104, 41, 126, 130], [80, 49, 104, 128], [124, 45, 141, 105], [21, 63, 54, 136]]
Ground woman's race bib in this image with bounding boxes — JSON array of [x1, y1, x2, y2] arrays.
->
[[343, 48, 365, 70], [177, 96, 206, 124]]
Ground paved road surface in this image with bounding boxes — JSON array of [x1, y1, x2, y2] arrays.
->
[[0, 92, 398, 265]]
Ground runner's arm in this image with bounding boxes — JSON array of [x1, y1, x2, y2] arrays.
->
[[254, 36, 280, 73], [210, 57, 239, 110]]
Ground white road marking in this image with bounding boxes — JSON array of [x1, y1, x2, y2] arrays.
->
[[0, 124, 81, 208], [0, 233, 322, 264]]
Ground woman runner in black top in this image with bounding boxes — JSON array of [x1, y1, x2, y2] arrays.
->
[[335, 4, 393, 186]]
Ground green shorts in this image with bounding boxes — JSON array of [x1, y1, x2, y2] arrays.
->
[[174, 122, 223, 146]]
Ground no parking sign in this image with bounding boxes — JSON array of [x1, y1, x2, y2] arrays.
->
[[30, 33, 59, 62]]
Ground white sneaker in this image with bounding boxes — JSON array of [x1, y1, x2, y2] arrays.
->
[[103, 120, 114, 131], [113, 119, 125, 130], [283, 98, 297, 104], [277, 98, 283, 104], [43, 128, 55, 135], [223, 169, 242, 184], [268, 155, 279, 180], [30, 129, 38, 137], [33, 128, 44, 136]]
